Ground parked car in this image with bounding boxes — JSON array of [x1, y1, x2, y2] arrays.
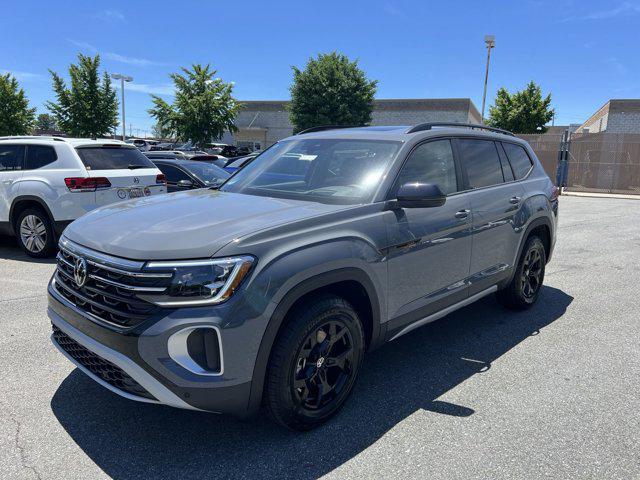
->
[[48, 123, 557, 430], [189, 154, 228, 169], [143, 152, 182, 160], [224, 152, 260, 173], [151, 159, 230, 192], [126, 138, 158, 152], [0, 136, 166, 257]]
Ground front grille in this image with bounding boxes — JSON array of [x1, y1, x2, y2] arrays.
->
[[52, 325, 155, 400], [54, 243, 172, 329]]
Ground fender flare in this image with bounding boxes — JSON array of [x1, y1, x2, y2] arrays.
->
[[504, 216, 553, 286], [8, 195, 56, 235], [245, 267, 383, 414]]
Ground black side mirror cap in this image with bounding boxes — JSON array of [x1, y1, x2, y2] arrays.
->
[[395, 182, 446, 208]]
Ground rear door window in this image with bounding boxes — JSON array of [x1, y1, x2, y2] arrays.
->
[[76, 146, 155, 170], [458, 139, 504, 188], [25, 145, 57, 170], [0, 145, 24, 171], [502, 143, 534, 179]]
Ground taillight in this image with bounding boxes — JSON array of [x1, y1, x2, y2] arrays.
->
[[156, 173, 167, 186], [64, 177, 111, 192], [550, 185, 560, 201]]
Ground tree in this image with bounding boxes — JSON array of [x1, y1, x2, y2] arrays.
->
[[0, 73, 36, 136], [47, 54, 118, 137], [486, 81, 554, 134], [148, 64, 239, 148], [289, 52, 377, 133], [35, 113, 58, 132], [151, 122, 173, 140]]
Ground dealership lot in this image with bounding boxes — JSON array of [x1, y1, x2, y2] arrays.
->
[[0, 195, 638, 480]]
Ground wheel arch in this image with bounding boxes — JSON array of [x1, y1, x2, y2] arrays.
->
[[504, 216, 553, 288], [245, 267, 383, 415], [9, 196, 55, 235]]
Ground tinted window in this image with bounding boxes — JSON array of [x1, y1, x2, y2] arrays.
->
[[497, 144, 515, 182], [157, 164, 191, 183], [76, 146, 155, 170], [25, 145, 57, 170], [181, 161, 229, 185], [0, 145, 23, 171], [395, 139, 457, 195], [502, 143, 534, 179], [458, 139, 504, 188]]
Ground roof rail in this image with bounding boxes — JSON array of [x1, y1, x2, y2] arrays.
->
[[296, 125, 360, 135], [0, 135, 68, 142], [406, 122, 515, 136]]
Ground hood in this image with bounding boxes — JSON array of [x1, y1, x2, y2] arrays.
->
[[63, 189, 345, 260]]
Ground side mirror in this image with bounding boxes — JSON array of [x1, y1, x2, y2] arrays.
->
[[177, 179, 194, 189], [395, 182, 446, 208]]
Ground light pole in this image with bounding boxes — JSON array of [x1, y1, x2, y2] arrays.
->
[[111, 73, 133, 141], [481, 35, 495, 124]]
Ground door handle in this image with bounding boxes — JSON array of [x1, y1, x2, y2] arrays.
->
[[509, 196, 521, 205], [455, 209, 470, 219]]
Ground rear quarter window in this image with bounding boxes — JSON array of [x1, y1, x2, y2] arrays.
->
[[0, 145, 24, 171], [502, 142, 534, 179], [75, 146, 155, 170]]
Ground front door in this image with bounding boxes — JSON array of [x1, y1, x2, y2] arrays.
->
[[385, 138, 473, 329]]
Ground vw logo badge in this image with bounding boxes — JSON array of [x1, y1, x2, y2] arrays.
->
[[73, 257, 88, 287], [133, 177, 140, 184]]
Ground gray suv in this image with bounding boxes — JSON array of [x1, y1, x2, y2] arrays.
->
[[48, 123, 558, 430]]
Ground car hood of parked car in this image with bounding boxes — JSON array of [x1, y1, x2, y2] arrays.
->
[[62, 189, 347, 260]]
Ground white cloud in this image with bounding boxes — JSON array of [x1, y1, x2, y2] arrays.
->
[[99, 9, 125, 22], [0, 69, 44, 81], [115, 82, 174, 96], [562, 2, 640, 21], [67, 39, 164, 67]]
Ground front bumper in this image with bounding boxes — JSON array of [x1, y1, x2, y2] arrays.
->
[[48, 279, 253, 415]]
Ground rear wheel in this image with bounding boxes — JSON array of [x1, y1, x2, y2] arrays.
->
[[15, 208, 56, 258], [265, 295, 365, 431], [497, 235, 546, 309]]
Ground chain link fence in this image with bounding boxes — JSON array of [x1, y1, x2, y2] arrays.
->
[[519, 132, 640, 195]]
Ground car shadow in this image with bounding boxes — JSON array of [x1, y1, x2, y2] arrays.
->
[[50, 286, 572, 480], [0, 234, 57, 264]]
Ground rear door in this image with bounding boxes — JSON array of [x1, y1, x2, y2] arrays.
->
[[75, 145, 166, 205], [456, 138, 526, 295], [0, 144, 25, 222]]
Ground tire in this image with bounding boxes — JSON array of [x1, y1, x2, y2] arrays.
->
[[264, 294, 365, 431], [497, 235, 546, 310], [15, 207, 57, 258]]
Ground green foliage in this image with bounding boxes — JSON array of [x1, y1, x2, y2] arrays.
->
[[35, 113, 58, 132], [0, 73, 36, 136], [151, 122, 173, 140], [289, 52, 377, 133], [487, 81, 554, 134], [148, 64, 239, 148], [47, 54, 118, 137]]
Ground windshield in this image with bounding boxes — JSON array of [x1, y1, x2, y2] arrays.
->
[[184, 161, 230, 185], [220, 138, 401, 204], [76, 146, 156, 170]]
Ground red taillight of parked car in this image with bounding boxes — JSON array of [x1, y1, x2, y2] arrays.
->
[[156, 173, 167, 186], [64, 177, 112, 192]]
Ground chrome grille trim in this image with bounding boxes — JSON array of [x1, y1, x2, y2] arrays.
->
[[54, 237, 172, 328]]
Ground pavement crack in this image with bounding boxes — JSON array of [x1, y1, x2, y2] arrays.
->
[[8, 408, 43, 480]]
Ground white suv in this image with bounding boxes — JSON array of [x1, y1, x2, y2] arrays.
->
[[0, 136, 167, 257]]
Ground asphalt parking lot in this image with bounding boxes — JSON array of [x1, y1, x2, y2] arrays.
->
[[1, 195, 639, 480]]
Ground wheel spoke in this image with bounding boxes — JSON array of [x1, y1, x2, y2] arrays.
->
[[34, 223, 46, 235], [326, 347, 352, 371]]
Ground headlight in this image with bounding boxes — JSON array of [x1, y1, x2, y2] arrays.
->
[[140, 256, 254, 307]]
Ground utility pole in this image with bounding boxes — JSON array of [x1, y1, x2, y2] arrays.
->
[[481, 35, 496, 124], [111, 73, 133, 141]]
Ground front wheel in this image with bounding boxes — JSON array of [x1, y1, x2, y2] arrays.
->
[[264, 295, 365, 431], [497, 235, 546, 309]]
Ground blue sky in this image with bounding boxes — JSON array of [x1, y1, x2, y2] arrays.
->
[[1, 0, 638, 134]]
